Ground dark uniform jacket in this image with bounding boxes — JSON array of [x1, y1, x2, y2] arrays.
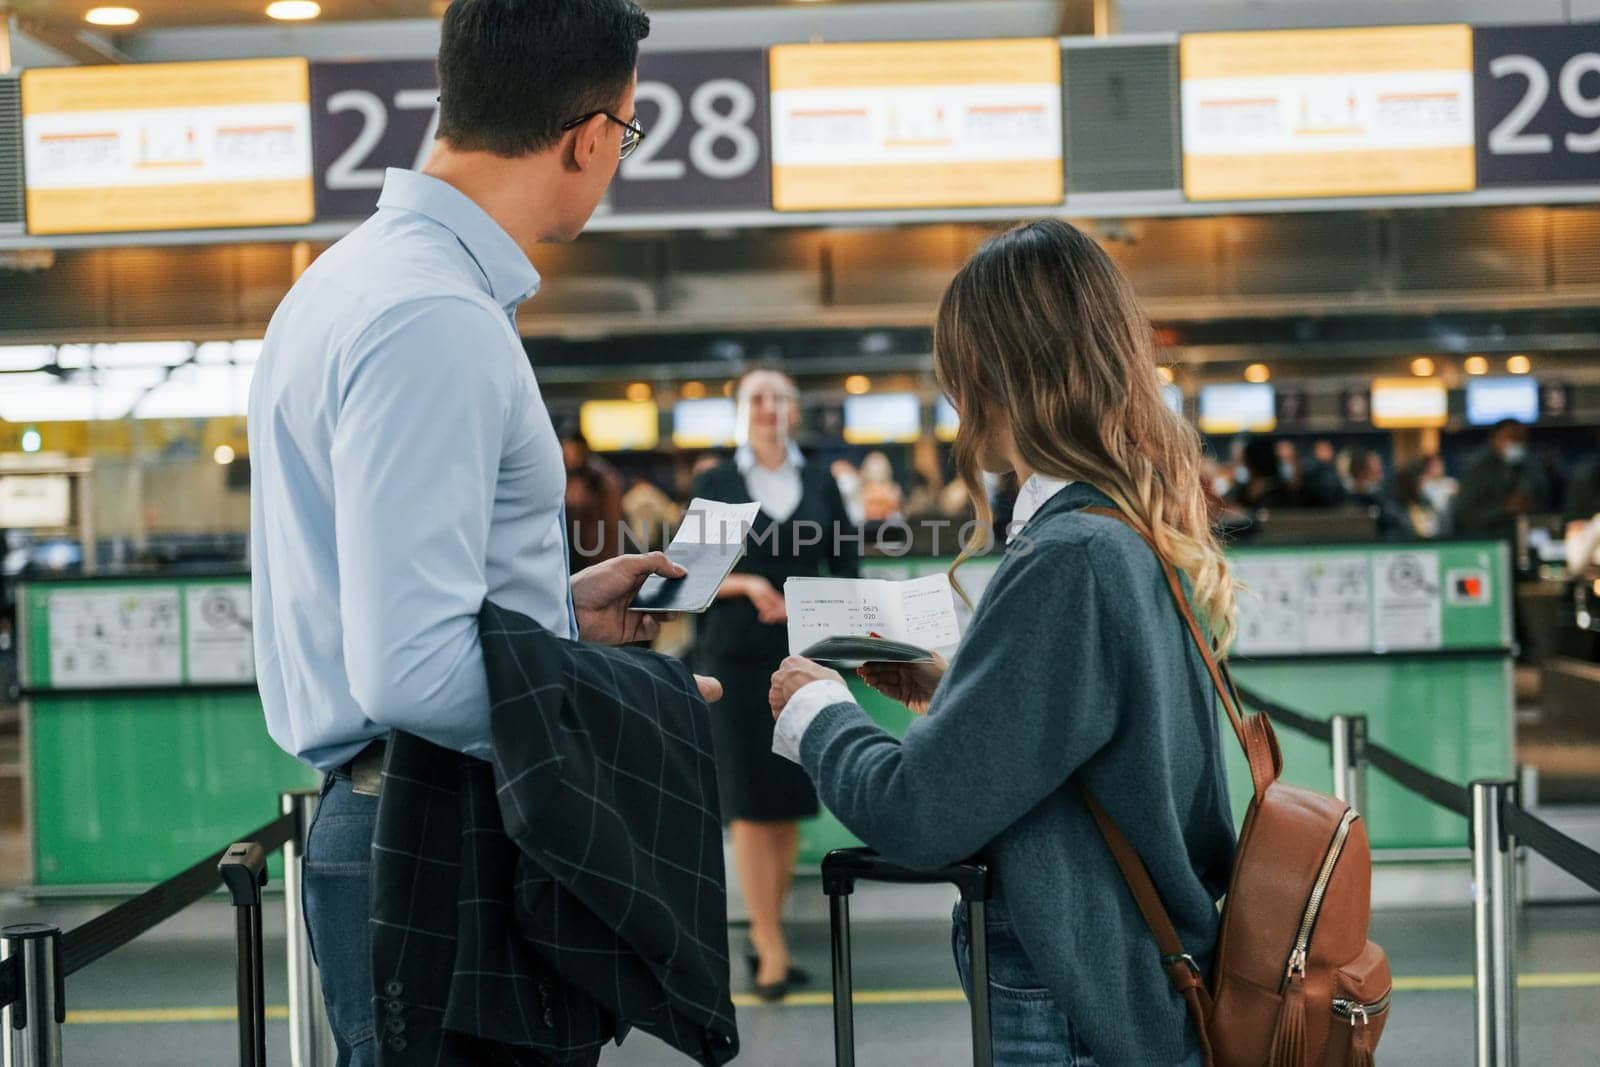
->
[[369, 601, 739, 1066]]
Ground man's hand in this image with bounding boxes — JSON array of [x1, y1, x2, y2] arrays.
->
[[858, 653, 947, 715], [570, 552, 684, 645], [769, 656, 846, 719], [742, 574, 788, 624]]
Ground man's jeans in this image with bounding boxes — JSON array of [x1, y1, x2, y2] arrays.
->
[[304, 774, 378, 1066]]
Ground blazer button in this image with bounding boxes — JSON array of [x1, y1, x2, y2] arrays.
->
[[385, 999, 405, 1016], [386, 1015, 406, 1035], [384, 979, 404, 998], [387, 1035, 408, 1053]]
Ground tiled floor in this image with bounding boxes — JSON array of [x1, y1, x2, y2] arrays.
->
[[5, 896, 1596, 1066]]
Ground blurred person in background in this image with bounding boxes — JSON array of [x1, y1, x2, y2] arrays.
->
[[1228, 436, 1302, 511], [1565, 434, 1600, 522], [1394, 459, 1443, 539], [621, 473, 679, 552], [768, 220, 1235, 1065], [693, 368, 860, 1000], [830, 458, 867, 526], [1347, 448, 1412, 540], [1456, 419, 1550, 541], [1274, 439, 1302, 498], [1421, 454, 1459, 526], [1300, 438, 1348, 508], [562, 431, 624, 571], [859, 450, 905, 522]]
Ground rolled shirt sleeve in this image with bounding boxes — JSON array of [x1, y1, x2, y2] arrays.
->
[[331, 296, 512, 760]]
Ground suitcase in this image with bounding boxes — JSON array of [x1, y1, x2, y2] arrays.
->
[[219, 841, 270, 1067], [820, 848, 994, 1067]]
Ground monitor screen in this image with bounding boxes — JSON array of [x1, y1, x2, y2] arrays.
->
[[580, 400, 660, 452], [1162, 383, 1184, 416], [769, 38, 1063, 211], [843, 393, 922, 444], [935, 395, 959, 442], [1198, 383, 1275, 434], [672, 398, 738, 449], [1466, 377, 1538, 426], [1370, 378, 1448, 428]]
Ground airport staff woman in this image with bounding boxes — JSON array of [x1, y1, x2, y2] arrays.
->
[[769, 220, 1237, 1065], [695, 369, 859, 1000]]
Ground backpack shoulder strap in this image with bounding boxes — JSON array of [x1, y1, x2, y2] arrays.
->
[[1081, 506, 1279, 799]]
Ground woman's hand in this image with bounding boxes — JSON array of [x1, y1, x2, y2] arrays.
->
[[769, 656, 845, 719], [741, 574, 788, 624], [858, 653, 948, 715]]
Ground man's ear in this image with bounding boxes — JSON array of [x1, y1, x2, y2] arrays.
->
[[568, 113, 607, 172]]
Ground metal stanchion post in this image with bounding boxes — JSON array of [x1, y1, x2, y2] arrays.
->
[[2, 923, 64, 1067], [219, 842, 269, 1067], [1329, 714, 1368, 817], [282, 791, 336, 1067], [828, 893, 855, 1067], [1471, 780, 1518, 1067]]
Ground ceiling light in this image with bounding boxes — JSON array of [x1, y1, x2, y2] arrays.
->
[[721, 381, 735, 398], [265, 0, 321, 20], [1243, 364, 1270, 384], [1464, 356, 1489, 376], [21, 428, 43, 454], [1157, 366, 1175, 385], [625, 382, 652, 402], [85, 6, 140, 26], [1506, 355, 1532, 375], [214, 445, 237, 466], [681, 381, 707, 400], [844, 375, 871, 395], [1410, 357, 1435, 378]]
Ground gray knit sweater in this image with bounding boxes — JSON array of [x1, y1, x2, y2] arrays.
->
[[799, 482, 1236, 1065]]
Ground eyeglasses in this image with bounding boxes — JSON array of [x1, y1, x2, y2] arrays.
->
[[561, 110, 646, 159]]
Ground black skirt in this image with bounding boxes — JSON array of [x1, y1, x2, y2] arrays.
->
[[701, 649, 820, 823]]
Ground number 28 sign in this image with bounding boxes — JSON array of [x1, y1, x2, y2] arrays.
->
[[1475, 24, 1600, 187], [308, 51, 771, 221]]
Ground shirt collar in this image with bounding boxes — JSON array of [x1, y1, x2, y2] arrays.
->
[[735, 443, 805, 475], [1008, 474, 1074, 542], [376, 168, 541, 311]]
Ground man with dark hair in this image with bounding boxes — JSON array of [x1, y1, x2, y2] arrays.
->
[[1456, 418, 1549, 541], [249, 3, 719, 1063]]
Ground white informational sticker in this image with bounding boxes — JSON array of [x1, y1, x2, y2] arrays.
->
[[1231, 556, 1304, 656], [1300, 557, 1373, 653], [186, 584, 255, 683], [1372, 550, 1443, 651], [48, 588, 182, 687]]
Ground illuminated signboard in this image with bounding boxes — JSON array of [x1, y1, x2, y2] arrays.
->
[[22, 59, 314, 235], [1180, 25, 1475, 201], [672, 398, 738, 449], [1162, 383, 1184, 416], [769, 39, 1063, 211], [580, 400, 659, 452], [1370, 378, 1448, 429], [1466, 377, 1538, 426], [935, 395, 959, 442], [843, 393, 922, 444], [1198, 384, 1275, 434]]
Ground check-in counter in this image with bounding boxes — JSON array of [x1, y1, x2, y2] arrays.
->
[[17, 571, 315, 886], [797, 540, 1516, 864]]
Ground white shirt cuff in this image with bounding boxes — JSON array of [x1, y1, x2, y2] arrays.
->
[[772, 679, 855, 765]]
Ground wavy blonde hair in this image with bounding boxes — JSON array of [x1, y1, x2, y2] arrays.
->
[[935, 219, 1238, 650]]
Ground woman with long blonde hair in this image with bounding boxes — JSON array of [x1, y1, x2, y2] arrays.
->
[[770, 219, 1237, 1065]]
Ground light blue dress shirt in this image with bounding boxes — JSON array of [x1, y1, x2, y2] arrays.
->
[[249, 168, 576, 772]]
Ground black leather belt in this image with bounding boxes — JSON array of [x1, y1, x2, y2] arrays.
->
[[333, 738, 387, 797]]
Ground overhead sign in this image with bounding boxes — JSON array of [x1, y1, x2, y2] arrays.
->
[[769, 39, 1063, 211], [1198, 383, 1275, 434], [309, 50, 770, 221], [1369, 377, 1448, 429], [22, 59, 314, 235], [0, 474, 71, 529], [1474, 24, 1600, 187], [1180, 25, 1476, 201]]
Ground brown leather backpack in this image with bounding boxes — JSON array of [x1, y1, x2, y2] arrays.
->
[[1084, 508, 1391, 1067]]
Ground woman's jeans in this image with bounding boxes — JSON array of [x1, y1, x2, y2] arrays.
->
[[952, 901, 1098, 1067], [303, 774, 379, 1066]]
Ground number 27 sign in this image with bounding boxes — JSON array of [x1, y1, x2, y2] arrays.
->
[[309, 50, 771, 221]]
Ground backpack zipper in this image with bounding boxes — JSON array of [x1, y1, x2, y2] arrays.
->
[[1282, 808, 1361, 988], [1332, 990, 1392, 1026]]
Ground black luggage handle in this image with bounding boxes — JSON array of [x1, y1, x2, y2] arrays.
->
[[821, 848, 994, 1067], [821, 847, 992, 902], [219, 842, 269, 1067]]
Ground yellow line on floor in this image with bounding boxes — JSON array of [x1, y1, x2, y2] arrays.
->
[[64, 973, 1600, 1024]]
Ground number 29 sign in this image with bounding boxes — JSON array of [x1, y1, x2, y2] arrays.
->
[[1475, 24, 1600, 186], [308, 50, 771, 222]]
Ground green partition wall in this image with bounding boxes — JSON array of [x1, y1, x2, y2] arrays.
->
[[19, 574, 318, 885], [797, 540, 1514, 863]]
